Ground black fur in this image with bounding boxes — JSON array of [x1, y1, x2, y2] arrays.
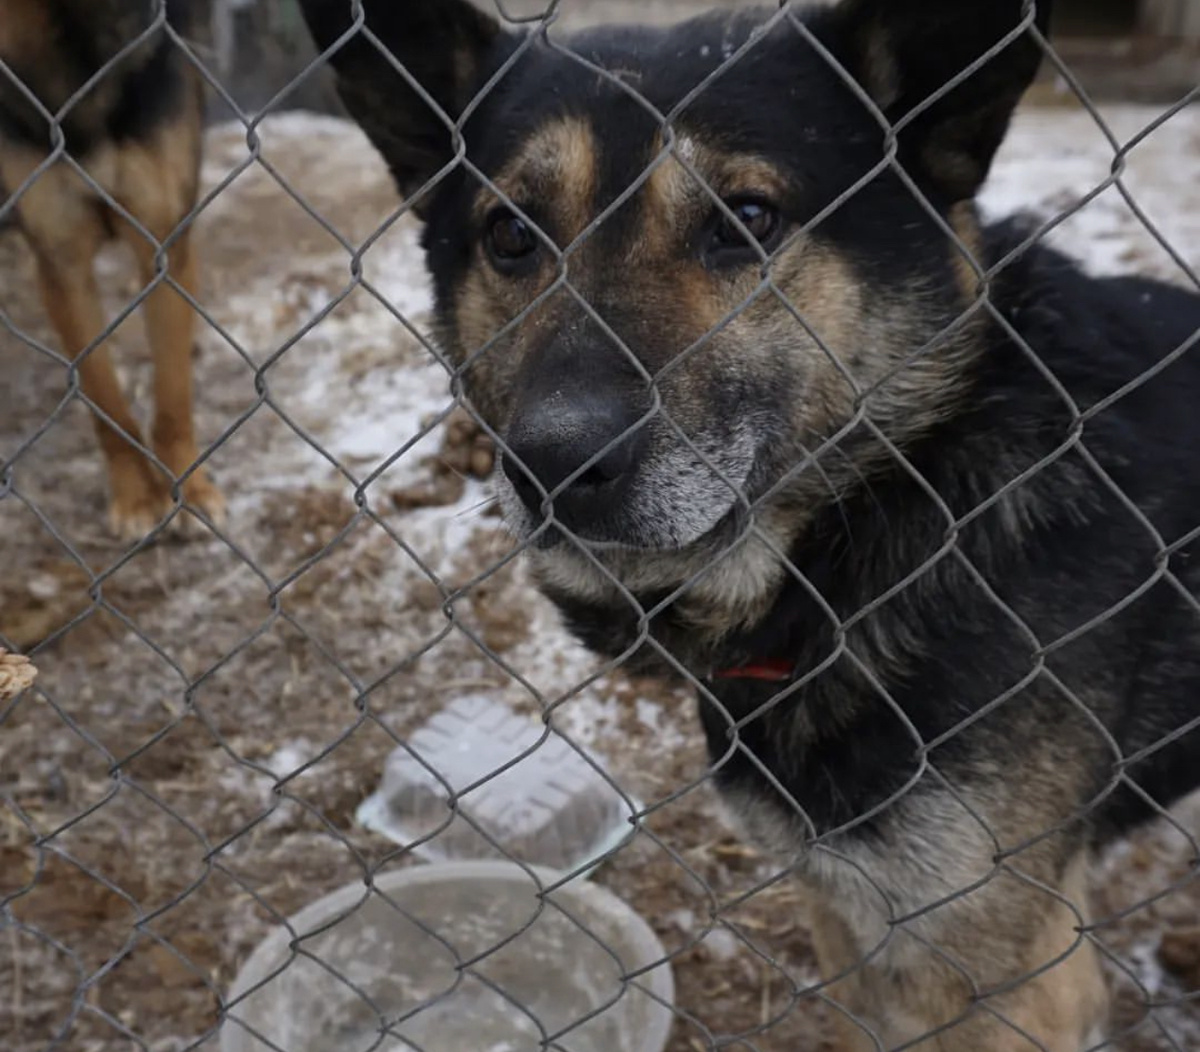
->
[[298, 0, 1200, 846], [301, 5, 1200, 1036], [297, 0, 503, 209], [0, 0, 198, 158], [556, 223, 1200, 846]]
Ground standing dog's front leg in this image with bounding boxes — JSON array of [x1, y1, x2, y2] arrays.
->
[[115, 85, 225, 534], [807, 850, 1109, 1051]]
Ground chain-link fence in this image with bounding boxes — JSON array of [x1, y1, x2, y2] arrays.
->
[[2, 1, 1199, 1050]]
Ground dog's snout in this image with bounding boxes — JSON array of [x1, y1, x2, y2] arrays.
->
[[502, 393, 648, 525]]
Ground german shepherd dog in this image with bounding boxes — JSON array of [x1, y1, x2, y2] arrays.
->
[[0, 0, 223, 537], [300, 0, 1200, 1047]]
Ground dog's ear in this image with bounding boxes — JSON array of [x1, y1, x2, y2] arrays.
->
[[822, 0, 1051, 202], [296, 0, 507, 213]]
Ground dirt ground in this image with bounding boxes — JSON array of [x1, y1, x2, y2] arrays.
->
[[2, 41, 1200, 1052]]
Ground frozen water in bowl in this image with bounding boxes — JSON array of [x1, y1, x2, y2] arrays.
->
[[221, 862, 674, 1052]]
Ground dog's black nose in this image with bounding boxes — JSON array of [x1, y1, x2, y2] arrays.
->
[[502, 393, 648, 527]]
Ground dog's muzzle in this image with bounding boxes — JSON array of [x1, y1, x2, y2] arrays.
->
[[500, 390, 650, 535]]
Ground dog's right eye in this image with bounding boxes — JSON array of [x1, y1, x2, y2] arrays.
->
[[485, 209, 539, 268], [708, 198, 783, 263]]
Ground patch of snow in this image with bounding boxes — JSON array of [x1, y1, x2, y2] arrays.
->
[[550, 691, 622, 749], [363, 225, 434, 321], [389, 479, 502, 580], [266, 738, 315, 780], [298, 355, 450, 472], [701, 926, 740, 961], [1123, 937, 1167, 998], [636, 698, 662, 733], [667, 907, 697, 933], [980, 104, 1200, 283]]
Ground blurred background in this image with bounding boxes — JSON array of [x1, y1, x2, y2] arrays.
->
[[194, 0, 1200, 120]]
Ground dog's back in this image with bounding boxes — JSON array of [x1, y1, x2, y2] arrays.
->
[[0, 0, 199, 159]]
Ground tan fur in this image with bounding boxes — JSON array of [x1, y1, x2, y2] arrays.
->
[[0, 45, 223, 537], [475, 116, 598, 242], [634, 140, 790, 265], [862, 28, 901, 111], [455, 117, 603, 421], [852, 16, 902, 111], [714, 709, 1113, 1052], [949, 200, 986, 303], [809, 851, 1107, 1051], [0, 2, 55, 59], [0, 0, 171, 151]]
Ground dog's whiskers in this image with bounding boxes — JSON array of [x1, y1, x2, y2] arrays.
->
[[803, 426, 892, 546], [455, 495, 500, 520], [435, 457, 472, 484]]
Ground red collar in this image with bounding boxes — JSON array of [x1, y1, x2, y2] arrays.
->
[[710, 658, 794, 683]]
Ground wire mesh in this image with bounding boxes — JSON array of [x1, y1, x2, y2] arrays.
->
[[2, 1, 1199, 1050]]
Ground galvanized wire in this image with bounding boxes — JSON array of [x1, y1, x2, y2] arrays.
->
[[2, 1, 1199, 1051]]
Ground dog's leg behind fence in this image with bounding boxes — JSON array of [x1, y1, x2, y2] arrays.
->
[[115, 87, 224, 532], [122, 222, 224, 529], [808, 848, 1109, 1051], [3, 153, 167, 537]]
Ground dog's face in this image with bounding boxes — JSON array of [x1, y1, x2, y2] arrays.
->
[[302, 0, 1048, 593], [438, 22, 885, 554]]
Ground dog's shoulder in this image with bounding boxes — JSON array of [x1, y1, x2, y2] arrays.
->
[[991, 216, 1200, 348], [983, 217, 1200, 421]]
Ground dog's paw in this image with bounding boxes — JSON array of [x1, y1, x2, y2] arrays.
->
[[152, 471, 226, 540], [107, 457, 171, 540], [107, 458, 225, 541], [152, 439, 227, 537], [180, 470, 226, 532]]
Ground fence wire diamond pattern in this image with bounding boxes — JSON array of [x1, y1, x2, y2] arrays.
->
[[2, 2, 1199, 1051]]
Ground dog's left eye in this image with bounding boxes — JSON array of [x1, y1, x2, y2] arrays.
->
[[485, 208, 539, 267], [708, 198, 782, 261]]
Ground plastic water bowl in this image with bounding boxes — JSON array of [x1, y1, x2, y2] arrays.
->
[[355, 694, 641, 875], [221, 861, 675, 1052]]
